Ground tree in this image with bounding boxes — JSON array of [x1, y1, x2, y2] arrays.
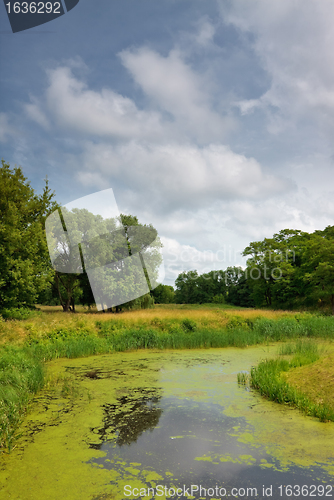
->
[[302, 229, 334, 314], [151, 284, 175, 304], [45, 208, 162, 312], [224, 267, 253, 307], [0, 160, 56, 310], [175, 269, 226, 304], [241, 227, 334, 312], [175, 270, 199, 303]]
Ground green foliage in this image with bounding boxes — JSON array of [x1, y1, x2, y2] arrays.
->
[[151, 284, 175, 304], [45, 208, 162, 312], [242, 226, 334, 312], [0, 347, 45, 451], [175, 270, 227, 304], [120, 293, 155, 312], [0, 160, 57, 310], [181, 318, 197, 332], [224, 267, 254, 307], [212, 294, 225, 304], [0, 307, 41, 321]]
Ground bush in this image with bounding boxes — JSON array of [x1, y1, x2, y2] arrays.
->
[[181, 318, 197, 332], [0, 308, 40, 321]]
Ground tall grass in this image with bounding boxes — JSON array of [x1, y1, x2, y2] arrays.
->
[[0, 347, 45, 451], [238, 340, 334, 422], [1, 311, 334, 452]]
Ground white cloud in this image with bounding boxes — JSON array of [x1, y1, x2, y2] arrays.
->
[[119, 47, 234, 142], [44, 66, 164, 140], [24, 98, 50, 129], [73, 140, 294, 211], [27, 50, 235, 143], [161, 237, 243, 284], [222, 0, 334, 134], [224, 191, 334, 241], [194, 19, 216, 47]]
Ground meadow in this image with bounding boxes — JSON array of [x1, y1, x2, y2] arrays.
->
[[1, 304, 334, 453]]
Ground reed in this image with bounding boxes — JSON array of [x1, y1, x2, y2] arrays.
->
[[0, 347, 45, 452]]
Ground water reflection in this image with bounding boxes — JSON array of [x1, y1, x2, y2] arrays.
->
[[90, 388, 163, 448], [96, 393, 333, 499]]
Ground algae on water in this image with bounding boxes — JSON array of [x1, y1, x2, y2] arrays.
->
[[0, 348, 334, 500]]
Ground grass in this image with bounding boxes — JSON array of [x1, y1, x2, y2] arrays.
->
[[283, 353, 334, 411], [0, 347, 45, 452], [238, 340, 334, 422], [1, 305, 334, 452]]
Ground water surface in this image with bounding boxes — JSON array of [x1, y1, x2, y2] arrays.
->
[[1, 347, 333, 499]]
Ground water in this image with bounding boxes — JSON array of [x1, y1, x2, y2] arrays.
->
[[1, 347, 334, 499]]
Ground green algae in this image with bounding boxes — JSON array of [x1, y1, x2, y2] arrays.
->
[[0, 347, 334, 500]]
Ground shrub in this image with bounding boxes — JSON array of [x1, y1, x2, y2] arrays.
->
[[181, 318, 197, 332], [0, 308, 40, 321]]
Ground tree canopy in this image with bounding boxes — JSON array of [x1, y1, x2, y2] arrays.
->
[[45, 206, 162, 312], [0, 160, 56, 310]]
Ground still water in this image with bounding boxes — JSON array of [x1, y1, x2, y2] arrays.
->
[[1, 346, 334, 500]]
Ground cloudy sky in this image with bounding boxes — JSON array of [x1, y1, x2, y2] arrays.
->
[[1, 0, 334, 286]]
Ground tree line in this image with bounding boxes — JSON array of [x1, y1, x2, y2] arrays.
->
[[1, 160, 334, 313], [173, 227, 334, 313]]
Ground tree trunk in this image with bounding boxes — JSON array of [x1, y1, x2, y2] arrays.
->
[[62, 297, 71, 312]]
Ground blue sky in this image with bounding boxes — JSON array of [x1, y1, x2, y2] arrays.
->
[[1, 0, 334, 286]]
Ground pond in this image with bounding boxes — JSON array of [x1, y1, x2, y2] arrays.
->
[[1, 346, 334, 500]]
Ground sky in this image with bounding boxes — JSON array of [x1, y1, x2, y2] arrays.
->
[[1, 0, 334, 287]]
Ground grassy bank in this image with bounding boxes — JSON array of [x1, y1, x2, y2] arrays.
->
[[1, 307, 334, 452], [238, 340, 334, 422]]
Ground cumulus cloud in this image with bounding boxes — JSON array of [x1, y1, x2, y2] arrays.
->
[[73, 141, 294, 211], [222, 0, 334, 133], [27, 48, 234, 143], [119, 47, 232, 142], [224, 190, 334, 241], [161, 236, 243, 284], [24, 98, 50, 129], [43, 66, 164, 140]]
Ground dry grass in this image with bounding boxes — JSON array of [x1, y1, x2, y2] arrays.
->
[[284, 352, 334, 411], [0, 305, 300, 346]]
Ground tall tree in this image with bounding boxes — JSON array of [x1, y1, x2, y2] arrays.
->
[[302, 228, 334, 314], [0, 160, 56, 310], [46, 209, 162, 312], [175, 270, 199, 303]]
